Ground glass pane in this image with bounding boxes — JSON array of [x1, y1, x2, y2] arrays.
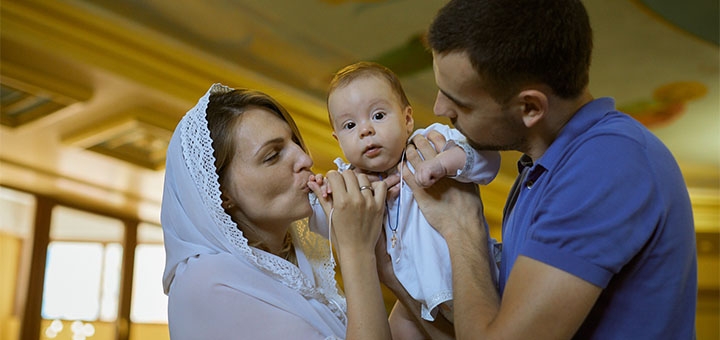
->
[[0, 186, 36, 236], [131, 244, 168, 323], [42, 242, 103, 320], [50, 206, 124, 242], [44, 206, 125, 323], [137, 222, 163, 244], [100, 243, 122, 321]]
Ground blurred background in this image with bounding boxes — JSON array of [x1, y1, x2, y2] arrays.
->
[[0, 0, 717, 339]]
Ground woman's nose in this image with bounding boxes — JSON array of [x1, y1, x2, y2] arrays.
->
[[293, 144, 313, 172]]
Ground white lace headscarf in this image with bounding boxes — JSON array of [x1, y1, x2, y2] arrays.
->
[[161, 83, 346, 326]]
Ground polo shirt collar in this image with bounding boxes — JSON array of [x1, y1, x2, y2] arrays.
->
[[534, 97, 616, 171]]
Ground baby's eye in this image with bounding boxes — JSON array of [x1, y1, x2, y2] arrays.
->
[[372, 112, 386, 120], [343, 122, 356, 130]]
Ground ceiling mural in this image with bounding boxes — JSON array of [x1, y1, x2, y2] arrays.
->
[[620, 81, 708, 128], [638, 0, 719, 45], [0, 0, 717, 230]]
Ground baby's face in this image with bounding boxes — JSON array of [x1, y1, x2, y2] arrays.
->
[[328, 75, 413, 173]]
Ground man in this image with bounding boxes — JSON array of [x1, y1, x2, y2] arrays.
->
[[399, 0, 697, 338]]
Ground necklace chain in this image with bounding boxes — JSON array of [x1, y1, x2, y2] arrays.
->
[[383, 150, 404, 249], [385, 201, 400, 248]]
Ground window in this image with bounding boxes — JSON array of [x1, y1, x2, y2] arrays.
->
[[41, 206, 124, 322], [131, 223, 168, 323]]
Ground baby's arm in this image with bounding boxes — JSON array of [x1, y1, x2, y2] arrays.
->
[[411, 123, 501, 186], [413, 143, 466, 187]]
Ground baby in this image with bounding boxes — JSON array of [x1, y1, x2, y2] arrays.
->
[[309, 61, 501, 334]]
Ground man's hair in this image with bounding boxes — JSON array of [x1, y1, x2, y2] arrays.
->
[[327, 61, 411, 126], [428, 0, 593, 103]]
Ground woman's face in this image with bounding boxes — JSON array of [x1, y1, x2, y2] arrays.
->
[[221, 107, 314, 232]]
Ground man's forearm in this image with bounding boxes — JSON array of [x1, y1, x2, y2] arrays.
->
[[443, 216, 500, 339]]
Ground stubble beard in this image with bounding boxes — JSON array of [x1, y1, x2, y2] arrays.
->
[[454, 117, 525, 152]]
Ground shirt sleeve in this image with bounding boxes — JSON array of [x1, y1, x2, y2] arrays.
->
[[521, 133, 663, 288], [412, 123, 501, 184]]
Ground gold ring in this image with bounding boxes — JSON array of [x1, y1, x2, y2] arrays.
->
[[359, 185, 374, 192]]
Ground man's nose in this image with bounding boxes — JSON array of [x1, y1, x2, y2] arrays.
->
[[433, 91, 456, 119]]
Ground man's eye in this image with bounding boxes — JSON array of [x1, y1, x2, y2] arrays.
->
[[343, 122, 356, 130]]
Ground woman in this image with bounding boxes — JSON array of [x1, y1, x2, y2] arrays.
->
[[161, 83, 391, 339]]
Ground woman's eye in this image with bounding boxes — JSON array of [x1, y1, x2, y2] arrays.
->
[[373, 112, 386, 120], [263, 151, 280, 163], [343, 122, 356, 130]]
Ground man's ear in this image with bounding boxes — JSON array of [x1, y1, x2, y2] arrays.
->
[[517, 89, 548, 128], [404, 105, 415, 135]]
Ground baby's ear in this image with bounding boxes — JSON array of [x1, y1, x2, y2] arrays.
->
[[404, 105, 415, 134], [331, 131, 338, 141]]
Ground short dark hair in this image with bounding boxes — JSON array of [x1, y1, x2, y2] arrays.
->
[[428, 0, 593, 103]]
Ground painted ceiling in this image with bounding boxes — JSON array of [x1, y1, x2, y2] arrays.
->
[[0, 0, 717, 231]]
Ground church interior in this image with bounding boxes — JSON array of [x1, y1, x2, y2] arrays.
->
[[1, 0, 718, 339]]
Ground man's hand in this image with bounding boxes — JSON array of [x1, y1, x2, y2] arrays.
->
[[403, 134, 485, 240]]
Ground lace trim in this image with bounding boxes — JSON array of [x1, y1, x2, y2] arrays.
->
[[180, 83, 346, 323]]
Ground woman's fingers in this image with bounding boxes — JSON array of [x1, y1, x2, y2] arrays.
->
[[341, 169, 362, 194], [323, 170, 387, 258], [371, 178, 388, 206]]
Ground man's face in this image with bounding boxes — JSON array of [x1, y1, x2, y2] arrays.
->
[[432, 51, 525, 151]]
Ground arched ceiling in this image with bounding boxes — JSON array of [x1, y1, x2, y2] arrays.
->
[[0, 0, 717, 232]]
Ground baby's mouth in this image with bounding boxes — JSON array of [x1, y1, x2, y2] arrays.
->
[[363, 145, 381, 157]]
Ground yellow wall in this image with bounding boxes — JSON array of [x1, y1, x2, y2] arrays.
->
[[0, 232, 21, 340]]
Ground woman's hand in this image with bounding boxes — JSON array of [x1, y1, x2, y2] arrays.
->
[[320, 170, 392, 340], [320, 170, 387, 260], [356, 169, 401, 201]]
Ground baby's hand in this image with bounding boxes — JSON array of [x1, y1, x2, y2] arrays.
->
[[308, 173, 332, 198], [413, 159, 447, 188]]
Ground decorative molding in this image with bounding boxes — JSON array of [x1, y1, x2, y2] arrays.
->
[[62, 109, 177, 171], [0, 60, 92, 128], [0, 0, 329, 120]]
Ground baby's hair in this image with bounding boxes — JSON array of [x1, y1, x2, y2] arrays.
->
[[327, 61, 411, 126]]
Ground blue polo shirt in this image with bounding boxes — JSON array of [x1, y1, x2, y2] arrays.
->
[[500, 97, 697, 339]]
